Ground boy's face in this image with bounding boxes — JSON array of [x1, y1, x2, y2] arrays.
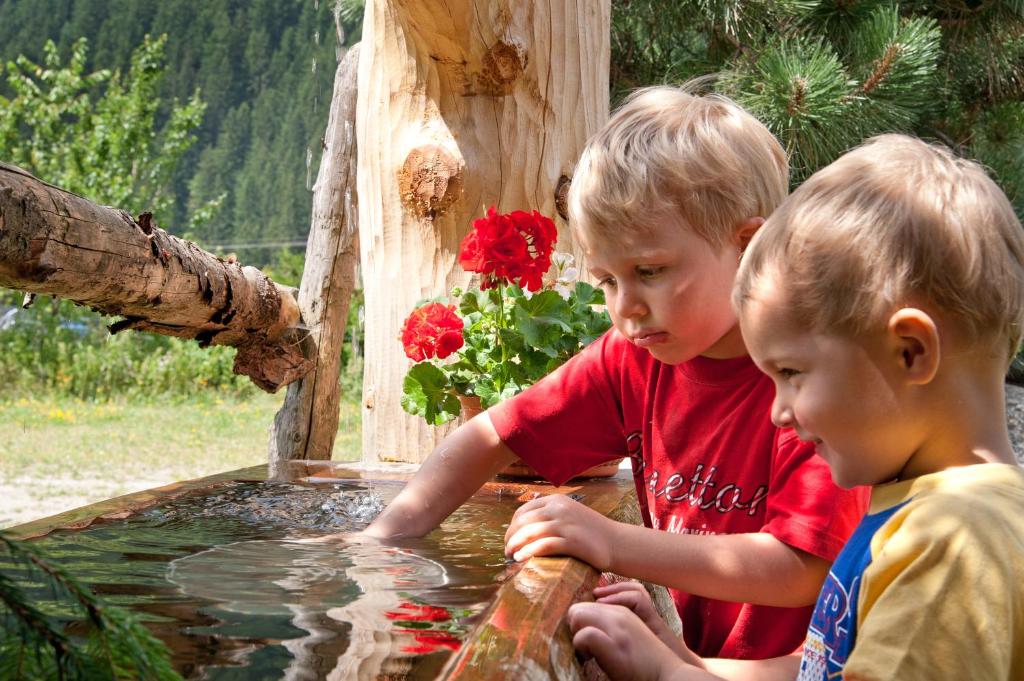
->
[[740, 279, 921, 489], [582, 216, 746, 364]]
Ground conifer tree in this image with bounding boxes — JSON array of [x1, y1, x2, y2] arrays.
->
[[613, 0, 1023, 209]]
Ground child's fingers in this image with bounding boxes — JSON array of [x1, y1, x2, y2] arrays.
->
[[567, 602, 635, 674], [567, 601, 616, 633], [570, 625, 615, 663], [510, 535, 569, 562], [592, 580, 647, 598], [504, 519, 561, 557], [595, 590, 651, 613], [503, 504, 555, 545]]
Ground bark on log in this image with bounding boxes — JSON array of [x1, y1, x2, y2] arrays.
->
[[357, 0, 611, 463], [269, 44, 361, 473], [0, 162, 308, 391]]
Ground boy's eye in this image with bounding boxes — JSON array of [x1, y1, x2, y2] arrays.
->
[[636, 266, 664, 279], [597, 276, 616, 288], [777, 368, 800, 380]]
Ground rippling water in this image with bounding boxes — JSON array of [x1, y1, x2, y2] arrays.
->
[[12, 479, 514, 680]]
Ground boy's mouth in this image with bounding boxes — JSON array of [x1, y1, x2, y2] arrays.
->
[[633, 331, 668, 347]]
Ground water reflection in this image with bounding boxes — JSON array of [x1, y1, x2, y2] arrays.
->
[[18, 480, 511, 680]]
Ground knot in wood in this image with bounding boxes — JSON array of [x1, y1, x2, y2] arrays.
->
[[555, 175, 571, 221], [398, 144, 463, 220], [479, 38, 526, 95]]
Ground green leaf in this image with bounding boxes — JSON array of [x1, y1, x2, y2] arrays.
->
[[459, 289, 493, 315], [513, 291, 572, 356], [571, 281, 604, 307], [401, 363, 459, 425], [473, 377, 500, 408]]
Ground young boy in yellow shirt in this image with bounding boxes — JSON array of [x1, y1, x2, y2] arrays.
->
[[364, 86, 866, 659], [567, 133, 1024, 680]]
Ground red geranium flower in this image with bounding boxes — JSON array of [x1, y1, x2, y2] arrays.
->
[[458, 206, 557, 291], [400, 303, 464, 361], [386, 602, 453, 622], [398, 629, 462, 654]]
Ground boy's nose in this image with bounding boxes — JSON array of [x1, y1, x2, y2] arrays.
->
[[614, 286, 647, 319], [771, 398, 794, 429]]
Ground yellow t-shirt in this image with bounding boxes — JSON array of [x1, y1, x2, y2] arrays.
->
[[798, 463, 1024, 681]]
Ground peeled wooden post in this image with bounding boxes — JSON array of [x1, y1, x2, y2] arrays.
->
[[269, 44, 361, 474], [0, 163, 307, 391], [357, 0, 611, 463]]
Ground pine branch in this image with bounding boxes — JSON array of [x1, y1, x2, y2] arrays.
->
[[0, 531, 183, 681], [862, 43, 901, 94]]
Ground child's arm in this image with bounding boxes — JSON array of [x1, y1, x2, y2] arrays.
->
[[361, 413, 518, 538], [505, 494, 828, 607], [567, 601, 800, 681]]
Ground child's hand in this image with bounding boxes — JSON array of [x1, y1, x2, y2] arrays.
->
[[593, 582, 699, 666], [503, 493, 618, 570], [568, 602, 706, 681]]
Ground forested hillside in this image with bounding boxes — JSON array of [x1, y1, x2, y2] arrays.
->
[[0, 0, 360, 266]]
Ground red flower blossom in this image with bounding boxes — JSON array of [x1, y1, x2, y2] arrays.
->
[[398, 629, 462, 654], [458, 206, 557, 291], [400, 303, 465, 361], [386, 602, 453, 623]]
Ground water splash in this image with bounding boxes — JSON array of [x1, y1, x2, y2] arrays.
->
[[184, 481, 386, 530], [318, 489, 385, 523]]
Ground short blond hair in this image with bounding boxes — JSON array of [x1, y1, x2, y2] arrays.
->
[[734, 134, 1024, 363], [567, 85, 788, 248]]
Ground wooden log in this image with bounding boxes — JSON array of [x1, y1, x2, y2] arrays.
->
[[269, 44, 362, 472], [0, 162, 308, 391], [357, 0, 611, 463]]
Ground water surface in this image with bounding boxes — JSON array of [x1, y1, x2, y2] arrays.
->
[[12, 479, 514, 680]]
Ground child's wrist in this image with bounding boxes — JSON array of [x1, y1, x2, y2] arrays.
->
[[601, 518, 628, 573]]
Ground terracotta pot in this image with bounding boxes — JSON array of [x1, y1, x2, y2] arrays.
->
[[457, 395, 623, 480]]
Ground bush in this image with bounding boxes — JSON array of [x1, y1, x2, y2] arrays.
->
[[0, 287, 368, 401], [0, 292, 255, 402]]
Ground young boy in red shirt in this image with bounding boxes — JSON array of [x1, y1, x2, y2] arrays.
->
[[364, 86, 867, 660]]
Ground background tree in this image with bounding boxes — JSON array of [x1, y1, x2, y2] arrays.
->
[[612, 0, 1023, 206], [0, 34, 207, 222]]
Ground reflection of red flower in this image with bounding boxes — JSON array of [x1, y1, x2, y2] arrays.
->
[[399, 629, 462, 654], [386, 602, 452, 623], [458, 206, 557, 291], [400, 303, 465, 361]]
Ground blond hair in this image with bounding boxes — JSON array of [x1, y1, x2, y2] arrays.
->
[[567, 85, 789, 248], [734, 134, 1024, 363]]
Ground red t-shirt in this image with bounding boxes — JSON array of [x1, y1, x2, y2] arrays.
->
[[489, 330, 868, 660]]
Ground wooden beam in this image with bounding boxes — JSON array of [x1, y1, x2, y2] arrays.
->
[[0, 162, 310, 391], [269, 44, 362, 470]]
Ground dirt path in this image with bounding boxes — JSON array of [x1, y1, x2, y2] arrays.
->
[[0, 474, 176, 529]]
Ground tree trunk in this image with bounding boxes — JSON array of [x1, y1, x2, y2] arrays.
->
[[357, 0, 610, 463], [269, 44, 361, 474], [0, 162, 308, 392]]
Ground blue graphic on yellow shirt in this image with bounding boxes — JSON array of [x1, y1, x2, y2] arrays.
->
[[797, 499, 910, 680]]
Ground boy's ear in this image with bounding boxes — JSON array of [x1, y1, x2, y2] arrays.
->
[[733, 217, 765, 251], [887, 308, 940, 385]]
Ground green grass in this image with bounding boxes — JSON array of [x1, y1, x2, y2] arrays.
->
[[0, 391, 362, 527]]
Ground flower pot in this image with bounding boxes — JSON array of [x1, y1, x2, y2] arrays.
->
[[458, 395, 623, 480]]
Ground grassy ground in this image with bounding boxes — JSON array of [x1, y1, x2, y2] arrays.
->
[[0, 391, 361, 528]]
